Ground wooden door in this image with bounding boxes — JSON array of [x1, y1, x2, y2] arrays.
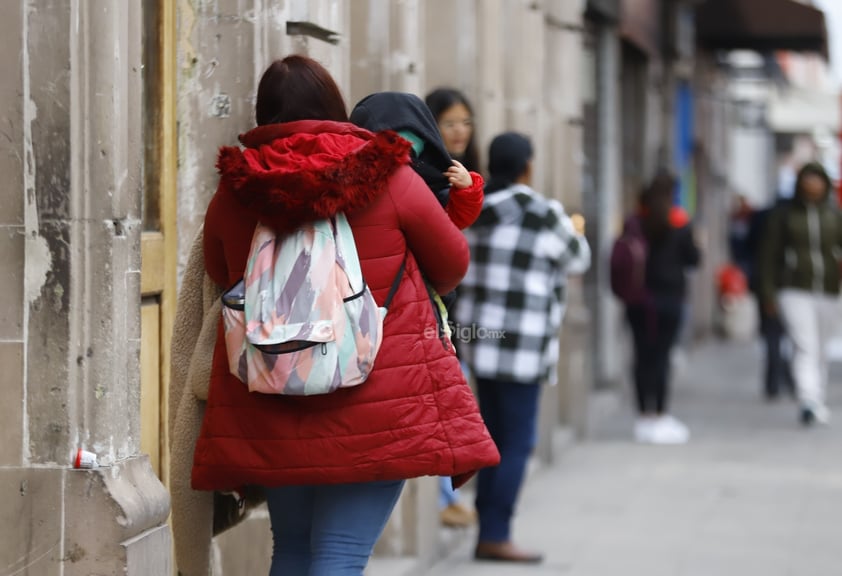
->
[[140, 0, 177, 486]]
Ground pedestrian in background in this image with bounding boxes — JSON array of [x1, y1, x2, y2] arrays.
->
[[625, 171, 701, 445], [758, 162, 842, 426], [455, 132, 590, 563], [420, 87, 486, 529], [350, 90, 485, 529], [746, 196, 795, 401], [189, 55, 499, 575], [349, 91, 484, 230], [426, 87, 480, 173], [728, 194, 754, 281]]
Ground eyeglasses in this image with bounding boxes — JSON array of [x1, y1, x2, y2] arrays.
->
[[439, 119, 473, 131]]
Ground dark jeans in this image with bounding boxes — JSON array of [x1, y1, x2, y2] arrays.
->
[[474, 378, 541, 543], [759, 310, 795, 398], [626, 300, 683, 415]]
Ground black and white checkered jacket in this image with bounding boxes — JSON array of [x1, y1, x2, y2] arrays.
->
[[454, 183, 590, 384]]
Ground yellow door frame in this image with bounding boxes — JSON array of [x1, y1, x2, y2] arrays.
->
[[158, 0, 178, 490], [141, 0, 178, 489]]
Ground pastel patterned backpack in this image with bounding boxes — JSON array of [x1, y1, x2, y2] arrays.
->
[[221, 213, 404, 395]]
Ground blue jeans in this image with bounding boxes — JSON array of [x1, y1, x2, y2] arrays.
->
[[439, 476, 459, 508], [438, 359, 472, 509], [474, 378, 541, 543], [264, 480, 405, 576]]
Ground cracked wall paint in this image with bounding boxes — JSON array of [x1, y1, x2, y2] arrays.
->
[[22, 15, 52, 308]]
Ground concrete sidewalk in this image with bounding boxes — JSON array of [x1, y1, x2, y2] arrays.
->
[[420, 339, 842, 576]]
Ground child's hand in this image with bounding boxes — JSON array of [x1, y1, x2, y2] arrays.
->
[[444, 159, 472, 189], [570, 213, 586, 235]]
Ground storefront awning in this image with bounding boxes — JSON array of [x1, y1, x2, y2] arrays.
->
[[767, 88, 840, 133], [696, 0, 828, 59]]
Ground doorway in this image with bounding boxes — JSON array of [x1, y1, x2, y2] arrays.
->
[[140, 0, 177, 486]]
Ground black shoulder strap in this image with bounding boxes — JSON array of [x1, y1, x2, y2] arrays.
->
[[383, 256, 407, 310]]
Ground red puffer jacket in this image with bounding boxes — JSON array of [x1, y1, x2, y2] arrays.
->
[[193, 120, 499, 491]]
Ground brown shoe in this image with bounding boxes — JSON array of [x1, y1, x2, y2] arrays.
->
[[439, 503, 477, 528], [474, 541, 544, 563]]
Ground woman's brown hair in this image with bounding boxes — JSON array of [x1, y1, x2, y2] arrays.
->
[[640, 170, 677, 241], [255, 55, 348, 125]]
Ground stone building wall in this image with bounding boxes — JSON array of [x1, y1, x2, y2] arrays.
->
[[0, 1, 588, 574], [1, 1, 170, 574]]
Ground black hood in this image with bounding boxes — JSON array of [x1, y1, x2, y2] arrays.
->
[[792, 161, 833, 205], [350, 92, 452, 206]]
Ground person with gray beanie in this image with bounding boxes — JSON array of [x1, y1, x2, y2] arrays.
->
[[455, 132, 590, 563]]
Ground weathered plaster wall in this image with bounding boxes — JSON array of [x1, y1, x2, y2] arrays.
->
[[176, 0, 349, 279], [0, 0, 26, 472], [24, 0, 73, 466], [2, 2, 169, 574]]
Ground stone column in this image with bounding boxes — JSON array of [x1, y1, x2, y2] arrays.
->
[[594, 24, 623, 390], [0, 1, 171, 574], [348, 0, 390, 103], [388, 0, 423, 94], [176, 0, 263, 274], [476, 0, 506, 157], [543, 0, 593, 446], [423, 0, 478, 93], [349, 0, 422, 101], [504, 0, 546, 181]]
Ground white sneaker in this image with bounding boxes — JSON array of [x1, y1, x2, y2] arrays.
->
[[634, 418, 657, 443], [816, 404, 830, 425], [649, 415, 690, 445], [801, 404, 832, 426]]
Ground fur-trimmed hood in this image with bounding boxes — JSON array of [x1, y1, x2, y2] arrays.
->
[[216, 120, 412, 233]]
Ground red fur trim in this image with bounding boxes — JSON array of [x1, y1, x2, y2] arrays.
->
[[217, 131, 411, 234]]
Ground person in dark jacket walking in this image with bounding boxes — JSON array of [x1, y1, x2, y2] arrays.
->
[[746, 198, 795, 400], [757, 162, 842, 425], [627, 171, 701, 445]]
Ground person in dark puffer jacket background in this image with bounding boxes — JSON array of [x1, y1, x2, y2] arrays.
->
[[624, 172, 701, 446], [758, 162, 842, 426], [192, 55, 499, 576]]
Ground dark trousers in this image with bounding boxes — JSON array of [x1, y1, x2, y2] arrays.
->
[[759, 311, 794, 398], [626, 301, 683, 415], [474, 378, 541, 543]]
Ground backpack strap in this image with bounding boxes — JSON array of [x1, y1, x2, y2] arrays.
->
[[383, 257, 406, 310], [333, 213, 366, 294], [332, 212, 406, 310]]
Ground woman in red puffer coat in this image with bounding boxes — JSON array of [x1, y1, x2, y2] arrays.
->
[[194, 55, 499, 575]]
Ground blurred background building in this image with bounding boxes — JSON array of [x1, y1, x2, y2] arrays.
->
[[0, 0, 835, 574]]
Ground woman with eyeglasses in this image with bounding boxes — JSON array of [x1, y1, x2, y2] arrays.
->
[[423, 87, 485, 529], [425, 87, 480, 174]]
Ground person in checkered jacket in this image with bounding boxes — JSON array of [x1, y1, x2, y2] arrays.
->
[[454, 132, 590, 563]]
